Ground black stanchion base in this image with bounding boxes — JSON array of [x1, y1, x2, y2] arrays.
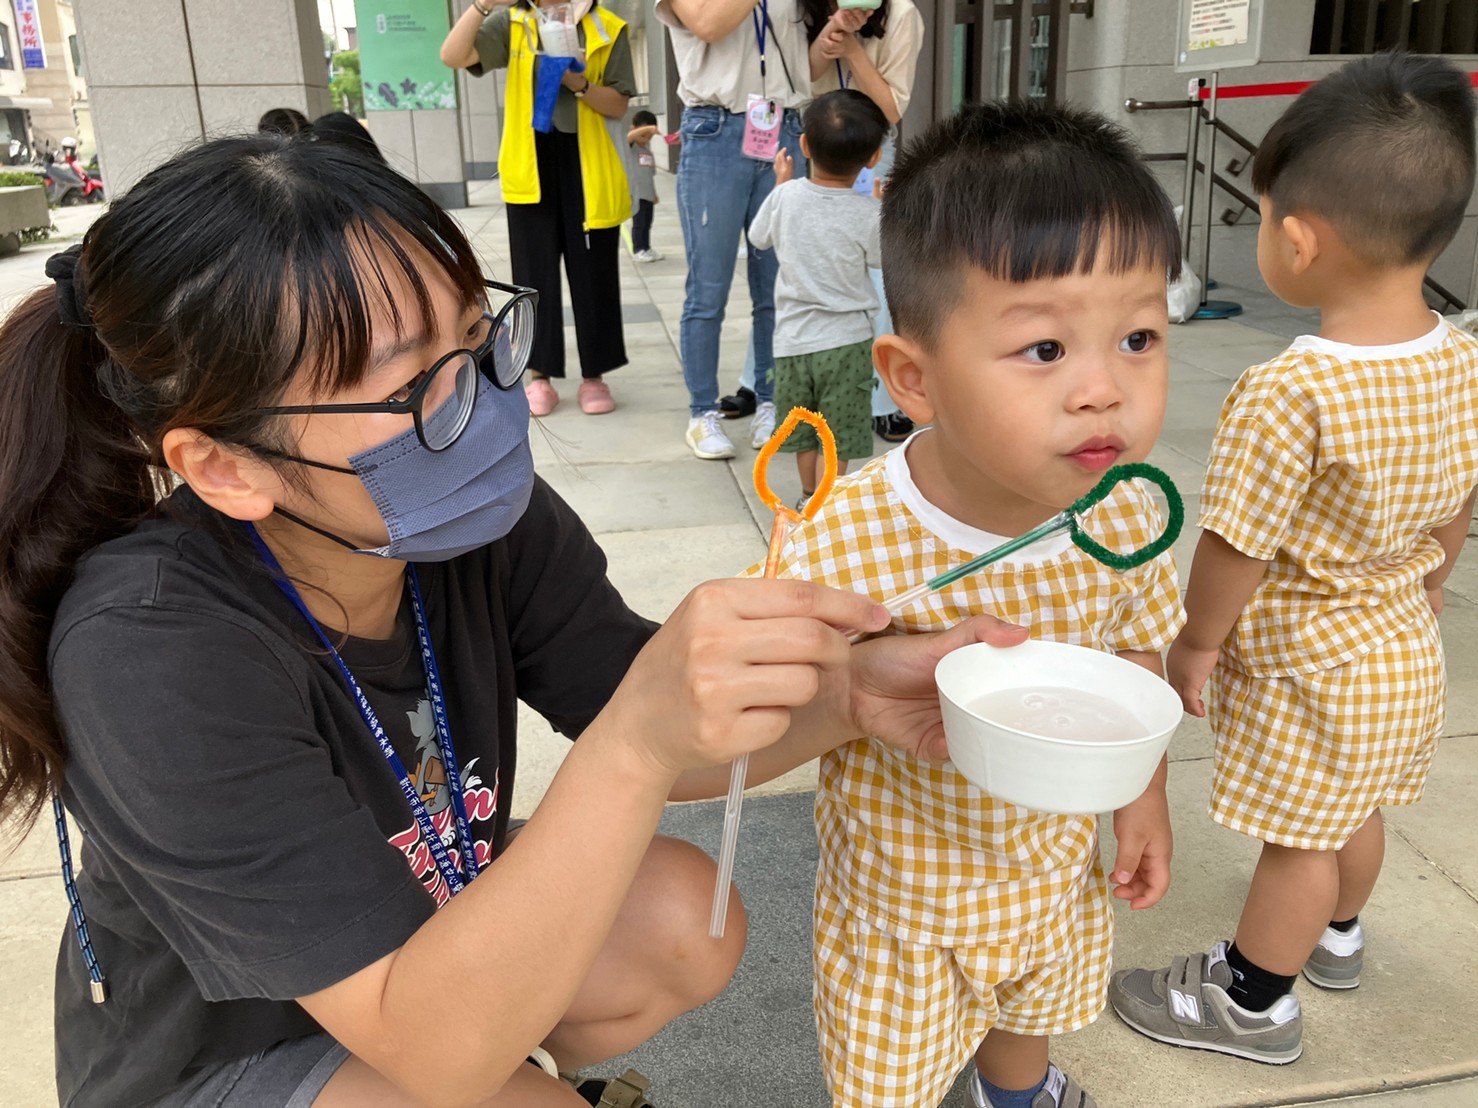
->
[[1194, 299, 1243, 320]]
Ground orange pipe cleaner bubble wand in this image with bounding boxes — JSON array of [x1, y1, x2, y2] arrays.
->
[[709, 407, 839, 939]]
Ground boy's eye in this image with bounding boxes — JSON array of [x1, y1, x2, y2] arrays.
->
[[1021, 341, 1064, 364], [386, 370, 428, 405], [1120, 330, 1158, 354]]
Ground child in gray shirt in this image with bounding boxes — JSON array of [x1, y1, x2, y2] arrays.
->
[[749, 90, 889, 508], [628, 109, 664, 262]]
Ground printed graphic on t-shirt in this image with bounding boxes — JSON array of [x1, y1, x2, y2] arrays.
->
[[387, 697, 499, 906], [637, 149, 655, 169]]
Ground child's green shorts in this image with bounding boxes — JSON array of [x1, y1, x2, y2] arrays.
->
[[774, 339, 876, 460]]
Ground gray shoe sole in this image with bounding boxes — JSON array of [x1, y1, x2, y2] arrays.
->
[[1302, 960, 1360, 990], [1110, 1001, 1305, 1065], [1302, 934, 1362, 990]]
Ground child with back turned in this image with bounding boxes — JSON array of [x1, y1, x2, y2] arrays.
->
[[748, 89, 887, 508], [1111, 53, 1478, 1065], [769, 100, 1186, 1108]]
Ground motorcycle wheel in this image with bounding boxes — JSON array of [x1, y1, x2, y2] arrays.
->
[[87, 188, 104, 204]]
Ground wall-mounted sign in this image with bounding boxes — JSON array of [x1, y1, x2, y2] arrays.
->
[[13, 0, 46, 69]]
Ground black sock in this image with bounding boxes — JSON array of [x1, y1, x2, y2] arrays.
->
[[1328, 915, 1359, 933], [1224, 942, 1297, 1012]]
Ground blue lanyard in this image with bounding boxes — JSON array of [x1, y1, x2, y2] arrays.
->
[[752, 0, 768, 82], [247, 527, 480, 896], [836, 60, 849, 89]]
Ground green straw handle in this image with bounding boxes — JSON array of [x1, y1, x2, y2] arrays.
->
[[918, 462, 1184, 596], [925, 511, 1073, 591]]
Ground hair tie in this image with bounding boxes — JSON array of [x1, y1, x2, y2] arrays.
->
[[45, 243, 93, 331]]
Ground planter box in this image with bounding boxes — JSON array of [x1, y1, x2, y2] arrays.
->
[[0, 185, 49, 256]]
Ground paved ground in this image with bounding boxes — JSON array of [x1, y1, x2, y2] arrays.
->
[[1, 182, 1475, 1106]]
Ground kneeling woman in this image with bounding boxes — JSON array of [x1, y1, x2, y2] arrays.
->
[[0, 135, 1023, 1107]]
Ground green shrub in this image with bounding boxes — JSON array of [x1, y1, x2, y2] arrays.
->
[[0, 170, 43, 188]]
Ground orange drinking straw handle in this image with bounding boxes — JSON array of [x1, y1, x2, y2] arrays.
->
[[709, 408, 839, 939]]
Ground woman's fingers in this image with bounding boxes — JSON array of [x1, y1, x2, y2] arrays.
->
[[701, 577, 890, 634]]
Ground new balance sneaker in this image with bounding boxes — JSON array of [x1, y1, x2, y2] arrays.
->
[[749, 401, 776, 448], [685, 411, 736, 460], [969, 1063, 1097, 1108], [1108, 941, 1303, 1064], [1303, 922, 1364, 990]]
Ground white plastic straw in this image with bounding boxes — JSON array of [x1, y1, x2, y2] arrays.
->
[[709, 511, 796, 938], [708, 753, 749, 937]]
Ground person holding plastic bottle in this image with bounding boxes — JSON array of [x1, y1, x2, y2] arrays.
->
[[443, 0, 635, 417]]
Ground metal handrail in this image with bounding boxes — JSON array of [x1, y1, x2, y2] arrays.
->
[[1126, 92, 1468, 313]]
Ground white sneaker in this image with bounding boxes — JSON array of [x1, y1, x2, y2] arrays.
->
[[749, 401, 776, 448], [686, 411, 736, 460], [634, 248, 664, 263]]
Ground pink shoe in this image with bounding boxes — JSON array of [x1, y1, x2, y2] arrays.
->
[[577, 378, 616, 415], [525, 377, 559, 416]]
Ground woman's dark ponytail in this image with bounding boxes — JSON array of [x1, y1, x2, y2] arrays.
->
[[0, 132, 486, 835], [0, 280, 158, 830]]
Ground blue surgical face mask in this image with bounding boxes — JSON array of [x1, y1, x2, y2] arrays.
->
[[347, 375, 535, 561]]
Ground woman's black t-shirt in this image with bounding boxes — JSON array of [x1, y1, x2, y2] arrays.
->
[[48, 478, 656, 1107]]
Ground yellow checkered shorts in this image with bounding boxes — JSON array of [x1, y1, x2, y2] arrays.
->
[[813, 867, 1112, 1107], [1209, 617, 1445, 850]]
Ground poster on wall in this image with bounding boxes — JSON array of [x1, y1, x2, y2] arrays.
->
[[13, 0, 46, 69], [355, 0, 457, 111]]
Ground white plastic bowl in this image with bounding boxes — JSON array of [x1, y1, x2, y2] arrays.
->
[[935, 640, 1184, 815]]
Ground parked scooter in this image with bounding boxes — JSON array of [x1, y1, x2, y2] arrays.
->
[[44, 159, 104, 205]]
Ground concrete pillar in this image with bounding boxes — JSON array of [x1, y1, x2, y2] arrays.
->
[[74, 0, 330, 195]]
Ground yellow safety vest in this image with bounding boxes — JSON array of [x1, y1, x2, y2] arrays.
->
[[500, 5, 632, 230]]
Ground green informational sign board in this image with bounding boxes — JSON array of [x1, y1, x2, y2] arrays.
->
[[356, 0, 457, 111]]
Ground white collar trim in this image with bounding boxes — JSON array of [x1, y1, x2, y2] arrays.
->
[[884, 430, 1075, 562], [1289, 311, 1449, 360]]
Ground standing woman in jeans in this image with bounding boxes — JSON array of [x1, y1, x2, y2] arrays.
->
[[657, 1, 867, 460], [443, 0, 634, 417]]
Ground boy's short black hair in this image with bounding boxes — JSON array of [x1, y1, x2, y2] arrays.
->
[[1251, 53, 1476, 266], [802, 90, 889, 178], [633, 109, 658, 128], [882, 99, 1180, 348]]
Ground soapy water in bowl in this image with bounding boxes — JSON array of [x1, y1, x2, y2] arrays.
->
[[968, 686, 1145, 742]]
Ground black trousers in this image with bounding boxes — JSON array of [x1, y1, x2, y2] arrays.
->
[[632, 198, 654, 253], [506, 128, 627, 379]]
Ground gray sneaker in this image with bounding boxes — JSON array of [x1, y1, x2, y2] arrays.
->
[[969, 1063, 1096, 1108], [1108, 941, 1303, 1064], [1303, 922, 1364, 990]]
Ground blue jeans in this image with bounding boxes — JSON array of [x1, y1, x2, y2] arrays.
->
[[676, 105, 805, 417]]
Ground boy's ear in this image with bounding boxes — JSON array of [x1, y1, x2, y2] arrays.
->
[[872, 333, 937, 426], [162, 428, 278, 523], [799, 133, 813, 162], [865, 146, 882, 169], [1281, 214, 1320, 275]]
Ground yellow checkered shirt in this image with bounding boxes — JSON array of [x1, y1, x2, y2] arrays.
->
[[770, 444, 1183, 947], [1202, 317, 1478, 677]]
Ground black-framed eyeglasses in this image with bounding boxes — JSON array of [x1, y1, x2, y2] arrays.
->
[[256, 279, 539, 453]]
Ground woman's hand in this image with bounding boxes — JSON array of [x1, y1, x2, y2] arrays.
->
[[846, 616, 1030, 761], [604, 579, 892, 781], [560, 55, 589, 90]]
